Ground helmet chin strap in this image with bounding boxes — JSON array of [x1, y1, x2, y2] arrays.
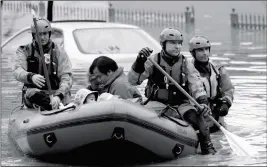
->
[[163, 49, 180, 59], [195, 58, 209, 66], [191, 51, 209, 66], [33, 39, 51, 47]]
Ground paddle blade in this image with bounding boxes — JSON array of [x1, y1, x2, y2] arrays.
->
[[220, 127, 258, 157], [31, 9, 36, 17]]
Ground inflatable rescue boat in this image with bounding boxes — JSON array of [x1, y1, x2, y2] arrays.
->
[[8, 100, 199, 164]]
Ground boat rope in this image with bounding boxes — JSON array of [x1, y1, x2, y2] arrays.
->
[[11, 104, 24, 115], [141, 84, 159, 105]]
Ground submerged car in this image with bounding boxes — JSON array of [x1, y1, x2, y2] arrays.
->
[[1, 20, 161, 72]]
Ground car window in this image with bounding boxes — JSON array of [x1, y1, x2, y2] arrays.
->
[[2, 28, 64, 54], [2, 28, 64, 69], [73, 28, 159, 54], [1, 29, 32, 68], [2, 30, 32, 52], [51, 29, 64, 47]]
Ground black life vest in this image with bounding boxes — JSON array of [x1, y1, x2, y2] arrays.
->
[[25, 42, 60, 90], [145, 53, 189, 105]]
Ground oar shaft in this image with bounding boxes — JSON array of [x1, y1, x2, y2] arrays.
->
[[148, 57, 221, 128], [148, 57, 200, 107], [32, 11, 53, 98], [148, 57, 257, 157]]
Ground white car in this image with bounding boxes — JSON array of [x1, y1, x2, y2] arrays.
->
[[1, 20, 161, 72]]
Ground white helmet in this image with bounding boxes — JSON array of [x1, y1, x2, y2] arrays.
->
[[159, 28, 183, 43], [189, 36, 211, 52], [31, 17, 52, 33], [74, 88, 98, 105]]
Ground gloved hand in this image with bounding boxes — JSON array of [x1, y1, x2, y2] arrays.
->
[[50, 96, 61, 109], [132, 47, 153, 74], [199, 104, 212, 117], [216, 98, 230, 116], [31, 74, 46, 88], [137, 47, 153, 62], [219, 103, 229, 116]]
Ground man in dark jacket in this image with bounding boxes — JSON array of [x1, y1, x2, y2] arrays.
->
[[88, 56, 142, 100]]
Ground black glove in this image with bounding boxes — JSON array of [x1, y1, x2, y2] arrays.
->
[[196, 95, 209, 105], [219, 103, 229, 116], [132, 47, 153, 74], [214, 98, 231, 116], [137, 47, 153, 61]]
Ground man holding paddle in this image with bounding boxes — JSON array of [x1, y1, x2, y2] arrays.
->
[[128, 28, 216, 155], [12, 17, 73, 111], [189, 36, 234, 133]]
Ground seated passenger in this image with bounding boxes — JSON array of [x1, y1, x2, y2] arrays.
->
[[62, 89, 98, 108]]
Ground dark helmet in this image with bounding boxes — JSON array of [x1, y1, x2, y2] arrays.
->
[[159, 28, 183, 44], [31, 17, 51, 33]]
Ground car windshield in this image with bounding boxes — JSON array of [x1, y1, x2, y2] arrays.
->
[[73, 28, 159, 54]]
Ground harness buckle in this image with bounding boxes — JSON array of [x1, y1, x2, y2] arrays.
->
[[152, 84, 159, 94], [164, 76, 169, 89], [181, 73, 186, 86]]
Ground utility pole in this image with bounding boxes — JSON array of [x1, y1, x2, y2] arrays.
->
[[47, 1, 53, 21]]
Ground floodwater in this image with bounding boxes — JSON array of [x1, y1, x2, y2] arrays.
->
[[1, 1, 267, 166]]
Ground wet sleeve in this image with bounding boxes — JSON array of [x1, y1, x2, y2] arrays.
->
[[12, 46, 32, 84], [110, 78, 142, 99], [185, 60, 207, 100], [219, 66, 235, 106]]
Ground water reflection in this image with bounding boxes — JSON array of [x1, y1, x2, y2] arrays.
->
[[1, 53, 266, 166], [230, 28, 267, 53], [1, 3, 267, 165], [185, 22, 196, 41], [230, 28, 240, 50]]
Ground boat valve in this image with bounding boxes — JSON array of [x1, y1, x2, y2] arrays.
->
[[43, 132, 57, 147], [111, 127, 125, 140], [172, 143, 184, 157]]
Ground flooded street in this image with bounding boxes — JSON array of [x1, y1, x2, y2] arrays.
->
[[1, 1, 267, 166]]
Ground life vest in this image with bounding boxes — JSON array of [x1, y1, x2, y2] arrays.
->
[[24, 42, 60, 90], [198, 62, 225, 129], [200, 63, 222, 100], [145, 53, 189, 105]]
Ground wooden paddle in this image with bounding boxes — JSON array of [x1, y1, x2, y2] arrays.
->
[[31, 9, 66, 110], [31, 9, 53, 100], [148, 56, 258, 157]]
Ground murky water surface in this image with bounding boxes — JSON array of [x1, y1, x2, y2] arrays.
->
[[1, 1, 266, 166]]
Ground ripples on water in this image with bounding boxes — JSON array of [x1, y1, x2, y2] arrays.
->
[[1, 11, 267, 167], [2, 50, 266, 166]]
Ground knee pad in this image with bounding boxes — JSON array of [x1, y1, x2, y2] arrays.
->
[[184, 109, 198, 129], [29, 91, 52, 110], [184, 109, 197, 121]]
